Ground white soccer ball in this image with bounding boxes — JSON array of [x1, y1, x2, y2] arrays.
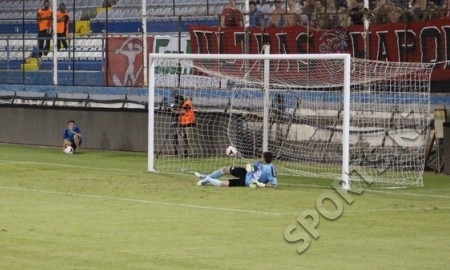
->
[[225, 145, 237, 156], [64, 146, 74, 154]]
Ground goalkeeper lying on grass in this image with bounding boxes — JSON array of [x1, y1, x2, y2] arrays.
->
[[195, 151, 277, 188]]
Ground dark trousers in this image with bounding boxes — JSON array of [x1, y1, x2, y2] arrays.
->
[[171, 128, 189, 157], [37, 30, 51, 57], [57, 33, 68, 50], [172, 124, 195, 157]]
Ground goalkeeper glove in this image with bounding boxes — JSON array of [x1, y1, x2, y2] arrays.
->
[[246, 164, 254, 172], [251, 179, 266, 188]]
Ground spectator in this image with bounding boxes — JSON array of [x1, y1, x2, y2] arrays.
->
[[443, 0, 449, 16], [36, 0, 52, 57], [249, 0, 264, 27], [256, 0, 262, 9], [312, 0, 330, 28], [285, 0, 302, 26], [267, 0, 285, 27], [301, 0, 316, 25], [373, 0, 392, 23], [325, 0, 337, 13], [349, 0, 365, 25], [406, 0, 428, 21], [387, 3, 404, 23], [63, 119, 82, 153], [409, 0, 427, 11], [337, 2, 352, 27], [56, 3, 70, 50], [422, 0, 445, 20], [221, 0, 244, 27]]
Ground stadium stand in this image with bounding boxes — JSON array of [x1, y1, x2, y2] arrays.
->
[[0, 0, 236, 34], [0, 0, 245, 76]]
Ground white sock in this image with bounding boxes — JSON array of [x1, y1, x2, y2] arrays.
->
[[207, 168, 224, 180]]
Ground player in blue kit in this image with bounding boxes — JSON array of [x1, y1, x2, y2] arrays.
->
[[63, 119, 82, 153], [195, 151, 278, 188]]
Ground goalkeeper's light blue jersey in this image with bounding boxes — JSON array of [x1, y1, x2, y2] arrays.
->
[[245, 161, 278, 186]]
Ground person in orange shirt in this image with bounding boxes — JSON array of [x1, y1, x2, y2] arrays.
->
[[57, 3, 70, 50], [170, 96, 197, 158], [36, 0, 53, 57]]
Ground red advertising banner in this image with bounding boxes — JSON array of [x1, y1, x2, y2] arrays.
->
[[106, 36, 154, 87], [189, 17, 450, 84]]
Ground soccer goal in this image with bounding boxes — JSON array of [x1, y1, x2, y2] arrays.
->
[[148, 51, 433, 189]]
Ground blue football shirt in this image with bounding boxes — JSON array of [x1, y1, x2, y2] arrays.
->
[[245, 161, 278, 186]]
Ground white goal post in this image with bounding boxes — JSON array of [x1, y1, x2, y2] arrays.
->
[[148, 52, 433, 189]]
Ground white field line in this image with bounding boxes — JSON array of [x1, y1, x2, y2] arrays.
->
[[1, 159, 450, 204], [365, 189, 450, 199], [346, 206, 450, 213], [1, 185, 449, 217], [0, 160, 450, 216], [0, 160, 145, 174], [2, 159, 450, 200], [283, 183, 450, 199], [0, 185, 293, 216]]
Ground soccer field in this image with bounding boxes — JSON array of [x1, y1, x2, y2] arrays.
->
[[0, 143, 449, 269]]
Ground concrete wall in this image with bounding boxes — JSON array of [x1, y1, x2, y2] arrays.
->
[[0, 105, 237, 154], [0, 105, 148, 151]]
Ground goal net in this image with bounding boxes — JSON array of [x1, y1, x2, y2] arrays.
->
[[148, 52, 433, 188]]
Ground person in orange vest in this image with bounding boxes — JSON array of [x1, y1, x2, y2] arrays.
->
[[57, 3, 70, 50], [170, 96, 197, 158], [36, 0, 53, 57]]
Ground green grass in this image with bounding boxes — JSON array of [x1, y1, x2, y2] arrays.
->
[[0, 143, 449, 269]]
